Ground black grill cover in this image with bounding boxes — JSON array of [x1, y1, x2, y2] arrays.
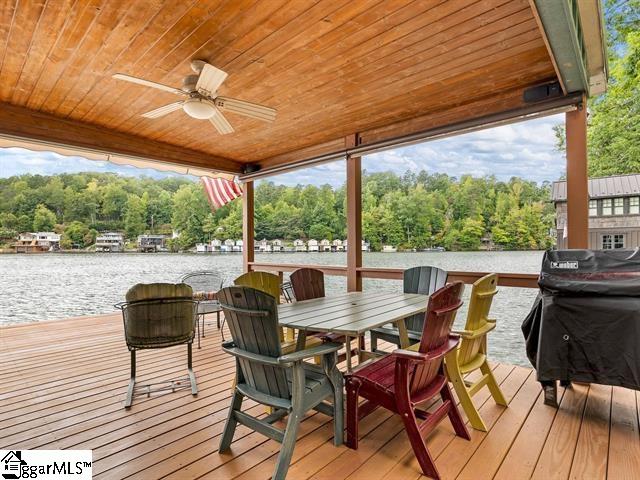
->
[[522, 249, 640, 390]]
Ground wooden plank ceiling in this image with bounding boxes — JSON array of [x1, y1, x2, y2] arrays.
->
[[0, 0, 558, 173]]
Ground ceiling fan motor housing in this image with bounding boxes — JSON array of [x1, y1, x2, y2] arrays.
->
[[182, 74, 199, 92]]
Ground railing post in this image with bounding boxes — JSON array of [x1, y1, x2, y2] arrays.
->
[[242, 180, 254, 272], [566, 97, 589, 249], [347, 151, 362, 292]]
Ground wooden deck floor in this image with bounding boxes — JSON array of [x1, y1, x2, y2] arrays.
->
[[1, 314, 639, 480]]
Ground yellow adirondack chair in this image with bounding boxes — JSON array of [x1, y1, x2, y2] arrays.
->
[[444, 273, 507, 431]]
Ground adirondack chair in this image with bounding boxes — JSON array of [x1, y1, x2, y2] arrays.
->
[[444, 273, 507, 431], [234, 271, 293, 341], [116, 283, 198, 408], [370, 266, 448, 350], [345, 282, 470, 480], [217, 286, 344, 480]]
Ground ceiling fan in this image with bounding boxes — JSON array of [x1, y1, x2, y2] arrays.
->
[[112, 60, 276, 135]]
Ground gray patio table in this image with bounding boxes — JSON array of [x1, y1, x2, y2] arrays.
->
[[278, 291, 429, 372]]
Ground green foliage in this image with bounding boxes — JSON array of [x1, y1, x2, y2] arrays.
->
[[124, 194, 147, 238], [61, 221, 90, 249], [588, 29, 640, 176], [0, 170, 554, 251], [32, 204, 57, 232]]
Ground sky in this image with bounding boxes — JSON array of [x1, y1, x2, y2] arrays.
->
[[0, 114, 565, 187]]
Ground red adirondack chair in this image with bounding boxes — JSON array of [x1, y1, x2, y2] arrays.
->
[[345, 281, 470, 480]]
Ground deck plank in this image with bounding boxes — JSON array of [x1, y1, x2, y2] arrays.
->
[[0, 314, 636, 480], [608, 386, 640, 480], [531, 383, 589, 480]]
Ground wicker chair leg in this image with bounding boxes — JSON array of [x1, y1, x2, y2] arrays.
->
[[216, 311, 221, 329], [201, 313, 205, 338], [125, 350, 136, 408], [196, 314, 201, 349], [188, 343, 198, 396]]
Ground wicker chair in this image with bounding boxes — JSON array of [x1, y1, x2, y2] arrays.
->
[[180, 271, 225, 347], [116, 283, 198, 408]]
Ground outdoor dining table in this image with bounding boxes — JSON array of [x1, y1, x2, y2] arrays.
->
[[278, 291, 430, 372]]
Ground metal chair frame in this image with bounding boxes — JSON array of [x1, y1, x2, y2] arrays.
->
[[180, 271, 225, 347], [116, 295, 198, 408]]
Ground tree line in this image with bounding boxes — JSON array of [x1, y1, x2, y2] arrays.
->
[[0, 170, 555, 251]]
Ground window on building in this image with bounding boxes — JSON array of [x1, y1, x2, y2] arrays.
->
[[630, 197, 640, 214], [602, 234, 625, 249], [614, 197, 624, 215], [602, 198, 613, 215], [589, 200, 598, 216]]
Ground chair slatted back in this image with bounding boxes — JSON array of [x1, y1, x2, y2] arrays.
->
[[180, 271, 224, 295], [123, 283, 196, 348], [234, 271, 281, 303], [235, 271, 286, 341], [458, 273, 499, 365], [217, 286, 291, 399], [409, 282, 464, 394], [290, 268, 325, 301], [403, 266, 448, 331]]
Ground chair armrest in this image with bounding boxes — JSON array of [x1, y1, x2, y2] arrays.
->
[[221, 341, 280, 366], [392, 334, 460, 362], [454, 321, 496, 340], [278, 342, 342, 364]]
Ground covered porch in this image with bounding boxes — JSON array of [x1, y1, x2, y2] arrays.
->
[[2, 313, 639, 480], [0, 0, 626, 478]]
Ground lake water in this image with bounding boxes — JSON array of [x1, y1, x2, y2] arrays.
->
[[0, 251, 544, 366]]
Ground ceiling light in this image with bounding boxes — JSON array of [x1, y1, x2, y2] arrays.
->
[[183, 98, 216, 119]]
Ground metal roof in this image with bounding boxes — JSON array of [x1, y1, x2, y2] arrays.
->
[[552, 174, 640, 201]]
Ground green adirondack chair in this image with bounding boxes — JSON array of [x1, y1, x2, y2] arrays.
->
[[444, 273, 507, 431], [217, 286, 344, 480]]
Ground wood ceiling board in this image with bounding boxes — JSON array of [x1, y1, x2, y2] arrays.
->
[[0, 102, 243, 174], [138, 6, 550, 159], [0, 0, 559, 170]]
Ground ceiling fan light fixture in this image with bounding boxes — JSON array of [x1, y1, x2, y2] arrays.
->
[[183, 98, 216, 119]]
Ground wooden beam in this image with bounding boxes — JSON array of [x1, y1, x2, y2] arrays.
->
[[0, 102, 243, 174], [346, 152, 362, 292], [566, 97, 589, 249], [242, 181, 255, 272]]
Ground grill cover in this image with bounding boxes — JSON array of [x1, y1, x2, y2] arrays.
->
[[522, 249, 640, 390]]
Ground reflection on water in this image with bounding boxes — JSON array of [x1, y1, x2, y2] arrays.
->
[[0, 251, 544, 366]]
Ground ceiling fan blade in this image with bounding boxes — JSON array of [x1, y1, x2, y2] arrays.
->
[[141, 101, 184, 119], [112, 73, 187, 96], [196, 63, 228, 97], [209, 108, 234, 135], [214, 96, 276, 122]]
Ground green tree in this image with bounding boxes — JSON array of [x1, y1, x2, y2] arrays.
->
[[588, 30, 640, 176], [61, 221, 90, 249], [124, 194, 147, 239], [32, 204, 57, 231]]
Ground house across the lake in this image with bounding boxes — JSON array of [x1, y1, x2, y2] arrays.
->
[[13, 232, 60, 253], [137, 234, 167, 252], [95, 232, 124, 252], [553, 174, 640, 250]]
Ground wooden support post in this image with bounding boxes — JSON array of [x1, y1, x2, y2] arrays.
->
[[347, 154, 362, 292], [242, 180, 254, 272], [566, 98, 589, 249]]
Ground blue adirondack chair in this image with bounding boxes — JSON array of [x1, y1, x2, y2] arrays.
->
[[217, 286, 344, 480]]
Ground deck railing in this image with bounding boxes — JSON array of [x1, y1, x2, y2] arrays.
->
[[248, 262, 539, 289]]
